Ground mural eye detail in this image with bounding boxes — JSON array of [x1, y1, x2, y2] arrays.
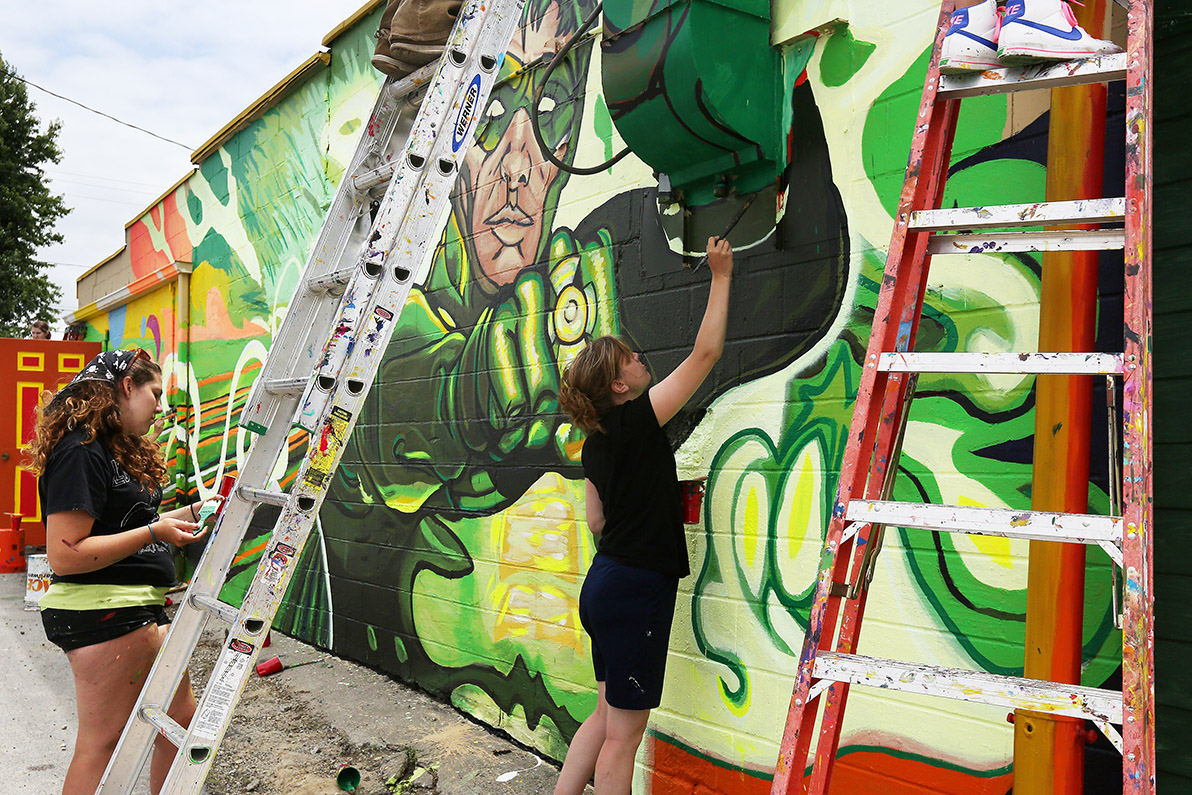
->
[[552, 285, 588, 345], [485, 98, 506, 121]]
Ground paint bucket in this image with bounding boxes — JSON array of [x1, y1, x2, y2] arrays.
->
[[24, 554, 52, 611], [0, 514, 25, 573], [678, 480, 706, 524], [255, 655, 284, 677], [336, 765, 361, 792]]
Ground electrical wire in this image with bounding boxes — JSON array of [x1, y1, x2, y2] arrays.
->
[[530, 1, 632, 176], [0, 67, 194, 151]]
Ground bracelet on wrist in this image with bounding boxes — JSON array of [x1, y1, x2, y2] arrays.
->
[[190, 502, 200, 521], [148, 523, 157, 543]]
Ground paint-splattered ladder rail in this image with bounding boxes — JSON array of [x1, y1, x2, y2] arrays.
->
[[97, 1, 526, 792], [770, 2, 1153, 794]]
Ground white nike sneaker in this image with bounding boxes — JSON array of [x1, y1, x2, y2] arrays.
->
[[939, 0, 1003, 74], [998, 0, 1123, 64]]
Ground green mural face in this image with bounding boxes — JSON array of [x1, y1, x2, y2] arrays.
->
[[456, 1, 593, 288]]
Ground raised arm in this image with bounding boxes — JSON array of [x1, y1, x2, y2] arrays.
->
[[649, 237, 733, 426]]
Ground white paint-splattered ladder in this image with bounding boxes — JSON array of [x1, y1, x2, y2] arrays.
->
[[98, 1, 526, 791], [770, 2, 1154, 793]]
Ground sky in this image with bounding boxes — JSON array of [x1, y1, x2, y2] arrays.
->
[[1, 1, 370, 331]]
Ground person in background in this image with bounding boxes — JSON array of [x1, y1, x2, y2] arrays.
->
[[940, 0, 1121, 74], [553, 237, 733, 795], [29, 319, 51, 339], [26, 349, 216, 795]]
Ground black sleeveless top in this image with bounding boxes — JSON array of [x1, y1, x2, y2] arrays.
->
[[581, 388, 688, 578], [39, 430, 173, 587]]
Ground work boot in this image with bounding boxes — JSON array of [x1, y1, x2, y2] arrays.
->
[[998, 0, 1122, 64], [372, 0, 406, 77], [939, 0, 1002, 74], [376, 0, 463, 80]]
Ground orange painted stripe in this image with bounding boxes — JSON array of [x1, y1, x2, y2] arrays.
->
[[232, 540, 268, 566], [196, 362, 261, 389]]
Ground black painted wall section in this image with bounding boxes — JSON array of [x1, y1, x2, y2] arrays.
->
[[1154, 1, 1192, 788]]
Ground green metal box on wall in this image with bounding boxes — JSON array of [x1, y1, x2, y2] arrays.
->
[[600, 0, 785, 205]]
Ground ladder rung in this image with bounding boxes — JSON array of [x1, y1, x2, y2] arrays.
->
[[238, 486, 289, 507], [938, 52, 1126, 99], [140, 705, 187, 749], [876, 352, 1123, 375], [189, 593, 240, 623], [306, 265, 358, 293], [928, 228, 1125, 255], [262, 377, 308, 397], [383, 60, 438, 101], [911, 198, 1124, 233], [812, 652, 1121, 723], [847, 500, 1122, 564], [352, 161, 398, 194]]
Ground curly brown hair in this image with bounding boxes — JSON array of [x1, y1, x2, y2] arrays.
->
[[558, 336, 633, 434], [25, 357, 168, 490]]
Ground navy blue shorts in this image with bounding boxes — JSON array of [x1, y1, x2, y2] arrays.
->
[[579, 555, 679, 710], [42, 604, 169, 652]]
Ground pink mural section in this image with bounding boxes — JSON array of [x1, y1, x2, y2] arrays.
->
[[129, 191, 194, 277]]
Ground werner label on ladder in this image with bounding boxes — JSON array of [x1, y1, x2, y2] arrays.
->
[[770, 1, 1153, 794], [97, 0, 525, 790]]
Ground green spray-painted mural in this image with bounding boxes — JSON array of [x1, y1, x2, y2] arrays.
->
[[75, 1, 1129, 791]]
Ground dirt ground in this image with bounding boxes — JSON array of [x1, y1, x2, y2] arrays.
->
[[187, 619, 568, 795]]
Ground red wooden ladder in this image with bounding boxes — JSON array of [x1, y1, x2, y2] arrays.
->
[[768, 1, 1154, 792]]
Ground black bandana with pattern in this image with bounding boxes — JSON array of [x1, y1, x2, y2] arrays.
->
[[48, 349, 147, 413]]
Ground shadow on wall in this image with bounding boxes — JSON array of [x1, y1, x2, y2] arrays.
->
[[612, 81, 850, 445]]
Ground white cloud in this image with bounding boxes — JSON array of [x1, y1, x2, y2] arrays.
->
[[0, 0, 371, 328]]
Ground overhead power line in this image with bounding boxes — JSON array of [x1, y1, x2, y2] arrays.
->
[[0, 67, 194, 151]]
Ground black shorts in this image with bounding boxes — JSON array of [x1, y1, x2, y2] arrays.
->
[[41, 604, 170, 652], [579, 554, 679, 711]]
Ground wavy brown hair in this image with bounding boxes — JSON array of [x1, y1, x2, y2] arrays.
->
[[558, 336, 633, 434], [25, 357, 168, 490]]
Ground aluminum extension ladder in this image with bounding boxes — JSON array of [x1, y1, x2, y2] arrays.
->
[[97, 0, 525, 789], [769, 1, 1154, 793]]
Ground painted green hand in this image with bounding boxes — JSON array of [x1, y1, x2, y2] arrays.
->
[[456, 270, 559, 456]]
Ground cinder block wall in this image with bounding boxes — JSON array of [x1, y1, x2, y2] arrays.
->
[[72, 0, 1189, 790]]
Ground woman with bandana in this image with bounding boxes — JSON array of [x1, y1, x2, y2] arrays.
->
[[26, 349, 215, 795]]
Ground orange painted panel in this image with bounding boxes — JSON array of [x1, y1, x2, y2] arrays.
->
[[648, 734, 1013, 795], [0, 338, 101, 547]]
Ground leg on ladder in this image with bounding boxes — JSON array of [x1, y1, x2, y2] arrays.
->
[[64, 621, 193, 795], [149, 625, 197, 794]]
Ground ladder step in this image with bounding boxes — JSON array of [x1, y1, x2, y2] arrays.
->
[[876, 352, 1123, 375], [189, 592, 240, 623], [928, 228, 1125, 255], [911, 197, 1124, 233], [938, 52, 1126, 99], [140, 706, 187, 749], [262, 377, 308, 397], [238, 486, 289, 507], [812, 652, 1121, 723], [306, 264, 362, 294], [352, 161, 398, 195], [847, 499, 1122, 565]]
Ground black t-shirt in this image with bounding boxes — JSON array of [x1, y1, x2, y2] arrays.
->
[[581, 388, 688, 578], [39, 429, 173, 587]]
